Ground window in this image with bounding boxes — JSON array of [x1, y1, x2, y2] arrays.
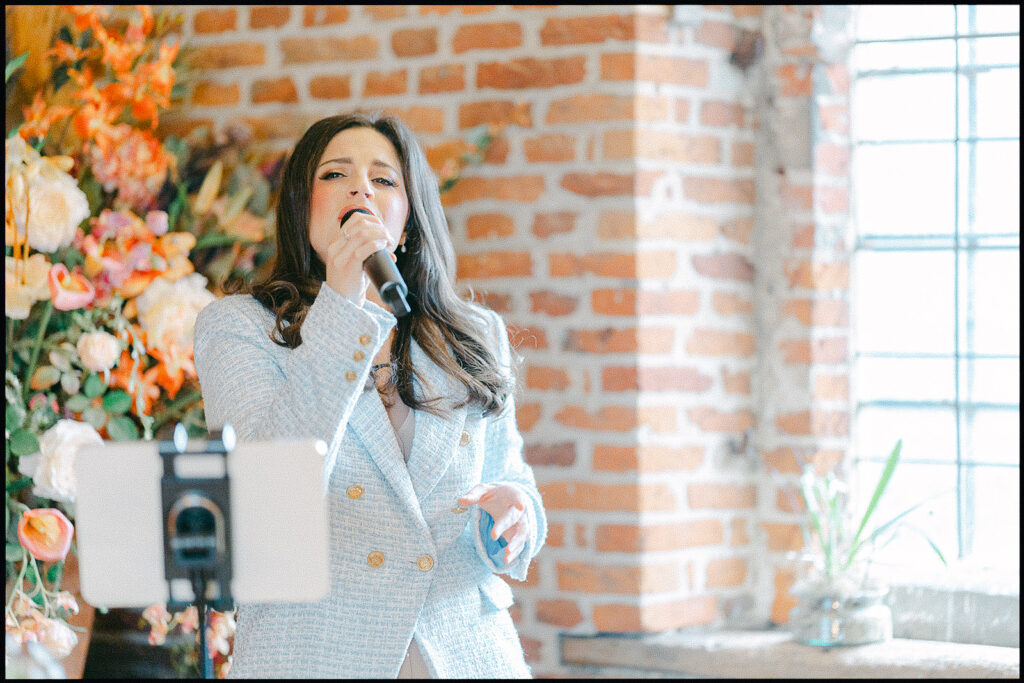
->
[[849, 5, 1020, 583]]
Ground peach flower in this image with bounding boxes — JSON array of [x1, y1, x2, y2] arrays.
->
[[76, 330, 122, 372], [48, 263, 96, 311], [5, 253, 52, 319], [17, 508, 74, 563]]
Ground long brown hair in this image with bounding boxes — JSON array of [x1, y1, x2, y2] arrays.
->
[[246, 112, 514, 417]]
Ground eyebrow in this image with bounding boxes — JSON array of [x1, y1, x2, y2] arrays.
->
[[317, 157, 399, 175]]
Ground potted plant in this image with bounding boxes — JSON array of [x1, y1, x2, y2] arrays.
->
[[788, 439, 948, 647]]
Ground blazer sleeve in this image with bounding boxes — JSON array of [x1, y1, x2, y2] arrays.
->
[[469, 308, 547, 582], [193, 283, 396, 493]]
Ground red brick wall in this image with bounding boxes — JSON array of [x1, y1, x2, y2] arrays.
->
[[158, 5, 852, 675]]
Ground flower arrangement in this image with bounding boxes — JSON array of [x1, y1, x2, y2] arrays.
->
[[5, 5, 514, 677]]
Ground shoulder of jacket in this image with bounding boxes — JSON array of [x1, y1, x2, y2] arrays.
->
[[196, 293, 275, 337]]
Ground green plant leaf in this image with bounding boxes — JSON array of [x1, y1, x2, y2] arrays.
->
[[846, 439, 901, 567], [47, 561, 63, 584], [82, 406, 107, 430], [106, 415, 139, 441], [102, 389, 133, 415], [5, 52, 28, 84], [192, 233, 240, 250], [6, 542, 25, 563], [82, 373, 105, 398], [6, 402, 25, 430], [6, 478, 34, 495], [65, 393, 90, 412], [9, 429, 40, 457]]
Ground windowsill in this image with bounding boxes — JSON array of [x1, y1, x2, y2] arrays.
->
[[560, 629, 1021, 679]]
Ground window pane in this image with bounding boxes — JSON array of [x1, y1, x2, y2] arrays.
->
[[853, 143, 955, 237], [852, 460, 957, 568], [958, 37, 1020, 68], [856, 356, 955, 402], [962, 357, 1020, 405], [853, 74, 956, 141], [855, 405, 958, 464], [961, 141, 1021, 235], [967, 465, 1020, 567], [854, 250, 955, 354], [961, 249, 1020, 355], [856, 5, 955, 41], [964, 408, 1020, 465], [853, 39, 955, 72], [957, 4, 1021, 35], [959, 68, 1021, 139]]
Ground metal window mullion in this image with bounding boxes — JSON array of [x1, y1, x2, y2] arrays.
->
[[856, 31, 1020, 45]]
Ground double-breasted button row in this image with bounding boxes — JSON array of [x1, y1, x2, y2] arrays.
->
[[365, 551, 432, 571]]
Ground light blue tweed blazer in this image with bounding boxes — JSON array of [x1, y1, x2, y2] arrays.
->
[[192, 282, 546, 679]]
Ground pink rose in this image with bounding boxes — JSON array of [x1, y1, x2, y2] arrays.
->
[[48, 263, 95, 311]]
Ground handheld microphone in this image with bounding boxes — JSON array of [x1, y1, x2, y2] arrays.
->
[[340, 207, 411, 317]]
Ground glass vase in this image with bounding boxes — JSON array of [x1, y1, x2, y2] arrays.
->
[[789, 584, 893, 647]]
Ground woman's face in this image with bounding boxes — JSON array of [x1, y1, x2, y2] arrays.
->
[[309, 126, 410, 265]]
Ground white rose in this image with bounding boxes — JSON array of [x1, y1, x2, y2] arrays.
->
[[76, 331, 122, 372], [5, 253, 52, 319], [39, 618, 79, 660], [17, 420, 103, 504], [135, 273, 216, 353]]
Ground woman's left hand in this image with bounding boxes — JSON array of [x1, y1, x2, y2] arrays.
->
[[458, 483, 531, 565]]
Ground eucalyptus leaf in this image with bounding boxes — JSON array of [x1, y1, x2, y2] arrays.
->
[[5, 52, 28, 84], [47, 561, 63, 584], [83, 373, 105, 399], [6, 403, 25, 430], [82, 406, 107, 430], [48, 350, 72, 372], [6, 542, 25, 563], [31, 365, 61, 390], [9, 429, 40, 457], [106, 415, 139, 441], [102, 389, 133, 415], [65, 394, 90, 412], [61, 372, 82, 395]]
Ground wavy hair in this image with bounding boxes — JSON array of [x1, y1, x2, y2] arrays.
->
[[245, 112, 514, 417]]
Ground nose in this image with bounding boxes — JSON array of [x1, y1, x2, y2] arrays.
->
[[348, 174, 374, 198]]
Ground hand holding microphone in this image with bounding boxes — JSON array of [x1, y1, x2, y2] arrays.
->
[[333, 206, 411, 317]]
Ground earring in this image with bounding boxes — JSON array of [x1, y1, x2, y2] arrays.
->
[[400, 242, 407, 254]]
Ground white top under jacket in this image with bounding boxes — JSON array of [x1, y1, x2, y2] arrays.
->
[[192, 283, 547, 679]]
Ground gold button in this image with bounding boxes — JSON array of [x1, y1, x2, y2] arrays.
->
[[359, 334, 371, 346], [417, 555, 434, 572], [367, 551, 385, 568], [460, 430, 471, 446], [451, 506, 468, 514], [345, 370, 357, 381], [346, 485, 364, 499], [353, 350, 365, 361]]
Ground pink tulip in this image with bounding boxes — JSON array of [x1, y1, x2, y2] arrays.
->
[[48, 263, 95, 310], [17, 508, 74, 562]]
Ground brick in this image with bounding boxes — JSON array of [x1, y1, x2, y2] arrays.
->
[[731, 518, 750, 545], [692, 252, 754, 281], [302, 5, 349, 26], [819, 104, 849, 134], [508, 324, 548, 351], [251, 77, 298, 104], [598, 210, 718, 241], [636, 12, 670, 42], [532, 212, 575, 238], [470, 289, 512, 314], [365, 5, 407, 20], [553, 405, 676, 433], [639, 289, 700, 315], [478, 56, 586, 90], [309, 75, 351, 100], [785, 261, 849, 290], [722, 368, 750, 394], [546, 94, 632, 123], [560, 172, 634, 197], [192, 80, 240, 106], [688, 482, 757, 509], [781, 182, 813, 211], [556, 562, 678, 594], [687, 407, 756, 433], [523, 442, 575, 467], [536, 599, 583, 627], [249, 6, 290, 29], [706, 558, 747, 588], [684, 176, 755, 204], [383, 106, 444, 134], [545, 522, 565, 547], [676, 97, 692, 123], [763, 523, 803, 551], [156, 117, 214, 140], [456, 251, 532, 278], [524, 133, 575, 162], [459, 100, 533, 129], [530, 290, 578, 316], [190, 43, 265, 69], [392, 27, 437, 57], [596, 520, 723, 552], [772, 569, 798, 625], [419, 64, 465, 94], [685, 329, 756, 356], [564, 327, 672, 354], [515, 402, 541, 432], [732, 5, 763, 18], [701, 100, 745, 127], [775, 410, 850, 437], [538, 481, 676, 511], [601, 53, 709, 86], [695, 19, 736, 49], [593, 596, 717, 632], [814, 374, 848, 400], [776, 64, 812, 97], [525, 365, 571, 390], [592, 445, 704, 472], [712, 292, 753, 315], [601, 366, 712, 392], [815, 142, 850, 176], [520, 636, 542, 663], [453, 22, 523, 53], [364, 69, 407, 97], [194, 8, 236, 34], [243, 113, 308, 141], [466, 213, 514, 240], [604, 129, 720, 163], [817, 185, 849, 214], [732, 141, 755, 167], [442, 175, 545, 206], [779, 337, 847, 364], [721, 217, 754, 244], [281, 36, 377, 64], [540, 14, 635, 45], [421, 4, 496, 14]]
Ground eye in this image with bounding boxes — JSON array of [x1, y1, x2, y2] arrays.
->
[[374, 177, 397, 187], [319, 170, 345, 180]]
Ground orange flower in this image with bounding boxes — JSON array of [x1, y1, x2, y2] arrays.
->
[[18, 92, 75, 142], [149, 345, 196, 398], [48, 263, 96, 311], [17, 508, 74, 563], [108, 349, 161, 416]]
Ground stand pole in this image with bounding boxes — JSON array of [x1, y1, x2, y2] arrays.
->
[[190, 570, 214, 679]]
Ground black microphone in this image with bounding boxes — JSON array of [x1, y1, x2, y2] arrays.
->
[[340, 207, 411, 317]]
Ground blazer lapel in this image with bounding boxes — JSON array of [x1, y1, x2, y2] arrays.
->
[[406, 339, 467, 502]]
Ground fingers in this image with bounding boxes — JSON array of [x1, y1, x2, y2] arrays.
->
[[457, 483, 493, 507], [502, 519, 529, 564], [491, 504, 523, 541], [325, 219, 390, 300]]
